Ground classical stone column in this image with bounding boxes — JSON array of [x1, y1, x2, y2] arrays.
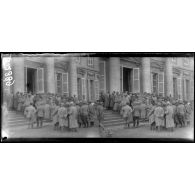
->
[[13, 57, 24, 93], [45, 57, 55, 93], [109, 57, 120, 92], [142, 57, 151, 93], [165, 58, 173, 97], [69, 57, 78, 97]]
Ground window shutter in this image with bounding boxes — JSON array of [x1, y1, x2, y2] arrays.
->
[[99, 61, 106, 92], [158, 72, 164, 96], [62, 73, 68, 96], [120, 66, 123, 92], [88, 79, 91, 101], [24, 67, 27, 92], [37, 68, 44, 93], [177, 78, 182, 99], [190, 80, 194, 101], [151, 73, 153, 93], [133, 68, 140, 93], [81, 78, 86, 100], [95, 80, 99, 100], [55, 72, 57, 94], [183, 79, 186, 100]]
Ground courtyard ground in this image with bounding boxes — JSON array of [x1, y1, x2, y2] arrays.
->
[[2, 122, 194, 141]]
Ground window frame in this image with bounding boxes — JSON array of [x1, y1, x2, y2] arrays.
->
[[37, 67, 44, 93], [133, 68, 140, 93], [88, 57, 94, 68]]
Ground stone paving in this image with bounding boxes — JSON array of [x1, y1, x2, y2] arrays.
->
[[2, 122, 194, 140]]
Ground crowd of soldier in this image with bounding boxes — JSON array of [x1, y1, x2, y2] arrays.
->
[[2, 91, 193, 132], [100, 91, 193, 131], [3, 92, 104, 131]]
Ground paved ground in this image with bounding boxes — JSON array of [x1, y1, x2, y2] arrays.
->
[[2, 121, 194, 140], [2, 124, 101, 139], [107, 124, 194, 140]]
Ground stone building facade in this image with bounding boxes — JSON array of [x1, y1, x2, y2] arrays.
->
[[5, 56, 194, 101]]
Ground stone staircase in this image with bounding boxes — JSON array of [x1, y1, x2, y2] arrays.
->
[[6, 111, 29, 128], [102, 109, 148, 127], [103, 110, 125, 127]]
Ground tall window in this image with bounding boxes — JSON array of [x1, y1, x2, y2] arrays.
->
[[62, 73, 69, 96], [95, 80, 99, 100], [186, 80, 190, 101], [99, 61, 106, 92], [56, 73, 62, 94], [77, 78, 82, 100], [56, 72, 68, 95], [152, 73, 158, 95], [37, 68, 44, 93], [151, 72, 164, 96], [158, 72, 164, 96], [88, 57, 94, 68], [173, 78, 178, 99], [177, 78, 182, 99], [133, 68, 140, 93], [81, 78, 87, 100]]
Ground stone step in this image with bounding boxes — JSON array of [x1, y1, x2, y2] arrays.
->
[[7, 116, 25, 120], [7, 122, 29, 127], [7, 119, 27, 124], [104, 116, 122, 121], [103, 118, 124, 124], [103, 121, 125, 127]]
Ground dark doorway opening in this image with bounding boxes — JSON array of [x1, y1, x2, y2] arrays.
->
[[27, 68, 36, 94], [123, 67, 132, 92]]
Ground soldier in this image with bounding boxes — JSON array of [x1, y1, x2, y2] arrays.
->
[[36, 102, 45, 128], [154, 102, 164, 131], [184, 102, 192, 126], [58, 103, 67, 131], [44, 100, 51, 122], [165, 102, 175, 131], [88, 102, 96, 127], [80, 101, 89, 128], [109, 91, 115, 111], [96, 102, 104, 127], [68, 102, 79, 132], [121, 102, 133, 129], [76, 102, 82, 128], [132, 100, 141, 128], [24, 103, 36, 129], [148, 103, 156, 131], [172, 101, 179, 128], [104, 91, 110, 109], [176, 100, 186, 127], [52, 102, 60, 130]]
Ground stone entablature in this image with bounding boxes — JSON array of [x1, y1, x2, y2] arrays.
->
[[55, 61, 69, 72], [24, 59, 44, 68]]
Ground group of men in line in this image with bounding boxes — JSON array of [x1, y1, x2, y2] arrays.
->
[[100, 91, 193, 131], [3, 90, 193, 132], [3, 92, 104, 131]]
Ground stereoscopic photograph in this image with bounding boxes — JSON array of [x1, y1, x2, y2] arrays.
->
[[1, 53, 194, 142]]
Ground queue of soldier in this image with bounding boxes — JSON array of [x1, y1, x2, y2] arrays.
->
[[3, 90, 193, 132]]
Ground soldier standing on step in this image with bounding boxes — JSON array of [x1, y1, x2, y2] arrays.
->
[[36, 102, 45, 128], [132, 100, 141, 128], [24, 103, 37, 129], [121, 102, 133, 129], [96, 101, 104, 127]]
